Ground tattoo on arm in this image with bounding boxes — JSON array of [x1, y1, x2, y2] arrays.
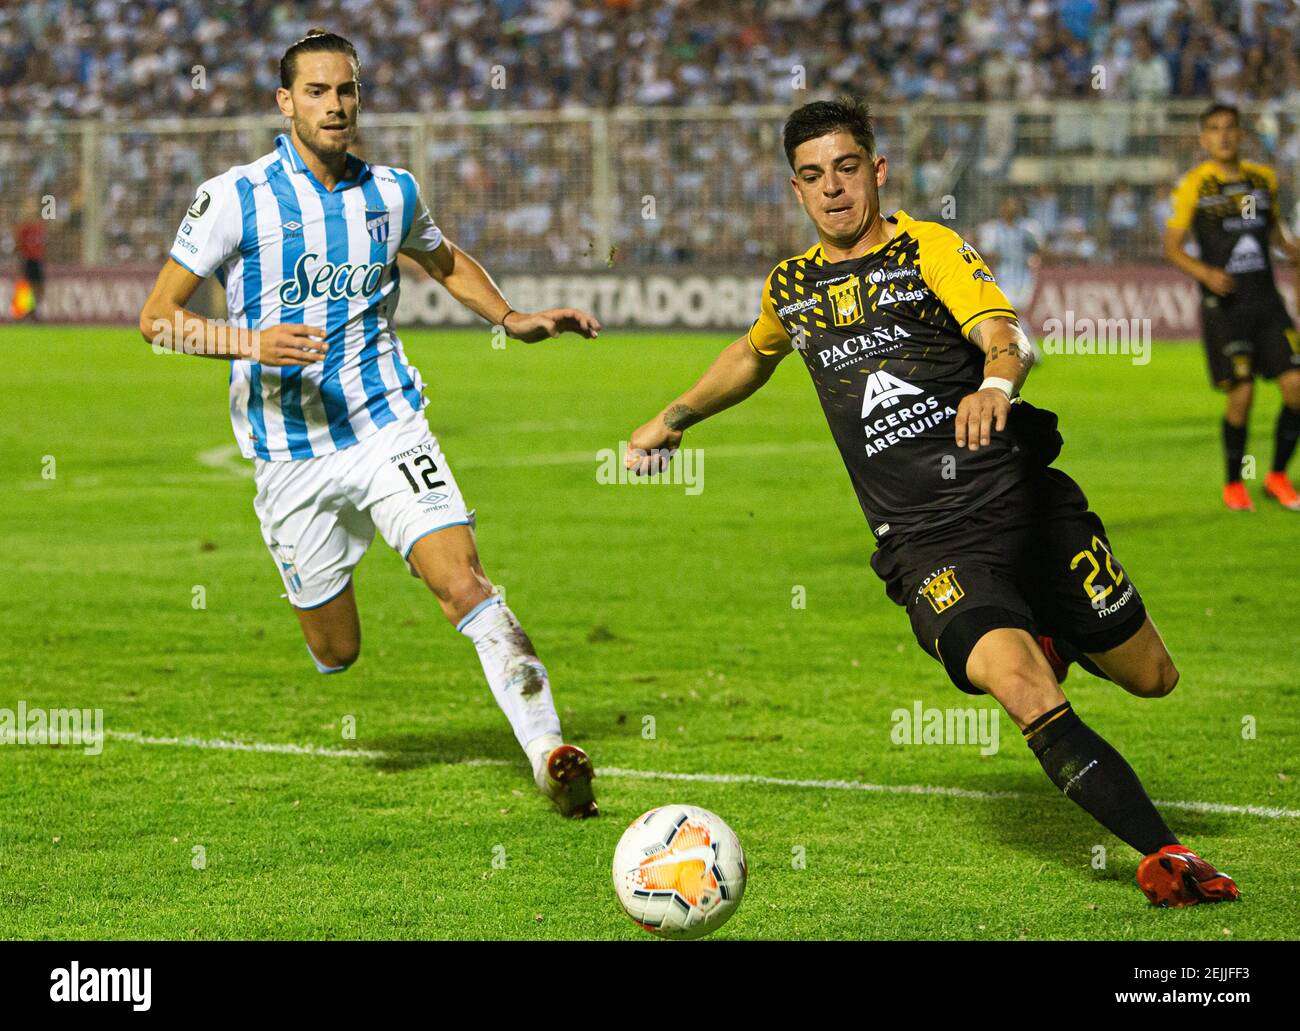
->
[[972, 318, 1033, 369], [985, 341, 1029, 364], [663, 403, 702, 431]]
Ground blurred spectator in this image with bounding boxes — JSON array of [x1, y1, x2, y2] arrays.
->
[[1130, 33, 1172, 100], [976, 197, 1041, 309], [1150, 182, 1175, 238], [1054, 214, 1102, 261], [1026, 184, 1062, 243], [14, 197, 46, 319], [1105, 182, 1141, 256]]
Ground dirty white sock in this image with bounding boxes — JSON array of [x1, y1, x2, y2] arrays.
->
[[457, 596, 562, 759]]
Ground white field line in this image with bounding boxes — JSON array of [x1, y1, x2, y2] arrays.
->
[[103, 730, 509, 764], [98, 730, 1300, 821], [16, 439, 828, 492], [190, 439, 827, 481]]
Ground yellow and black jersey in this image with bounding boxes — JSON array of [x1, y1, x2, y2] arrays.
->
[[749, 210, 1033, 538], [1168, 160, 1282, 298]]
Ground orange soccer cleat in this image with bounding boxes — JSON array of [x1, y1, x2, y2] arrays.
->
[[1136, 844, 1241, 907], [1263, 471, 1300, 511], [1221, 481, 1255, 512]]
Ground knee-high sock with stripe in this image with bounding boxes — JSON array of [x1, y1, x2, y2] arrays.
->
[[457, 596, 562, 769], [1023, 702, 1178, 855]]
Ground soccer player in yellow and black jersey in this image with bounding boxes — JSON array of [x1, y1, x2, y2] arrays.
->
[[626, 98, 1239, 908], [1164, 102, 1300, 512]]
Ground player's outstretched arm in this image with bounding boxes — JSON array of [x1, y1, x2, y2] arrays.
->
[[402, 240, 600, 342], [624, 335, 784, 474], [956, 316, 1034, 452], [138, 259, 328, 366]]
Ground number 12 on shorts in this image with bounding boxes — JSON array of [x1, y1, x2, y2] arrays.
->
[[397, 453, 446, 493]]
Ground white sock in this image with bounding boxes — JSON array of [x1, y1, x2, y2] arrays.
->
[[457, 597, 562, 762]]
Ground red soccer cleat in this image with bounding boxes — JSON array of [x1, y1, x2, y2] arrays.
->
[[1136, 845, 1241, 907], [1037, 635, 1069, 684], [1221, 481, 1255, 512], [1263, 471, 1300, 511]]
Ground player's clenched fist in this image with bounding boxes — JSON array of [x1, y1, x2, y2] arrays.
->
[[625, 415, 682, 475], [955, 386, 1011, 452], [248, 324, 328, 365]]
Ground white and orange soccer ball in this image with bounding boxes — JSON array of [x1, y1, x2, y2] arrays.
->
[[612, 804, 747, 939]]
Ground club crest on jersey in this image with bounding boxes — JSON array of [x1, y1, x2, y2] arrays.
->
[[828, 274, 864, 327], [861, 370, 926, 418], [918, 567, 964, 614], [365, 210, 390, 244]]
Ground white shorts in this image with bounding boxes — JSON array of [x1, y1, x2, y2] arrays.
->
[[253, 411, 472, 609]]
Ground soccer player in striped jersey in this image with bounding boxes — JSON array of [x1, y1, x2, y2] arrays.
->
[[976, 197, 1041, 314], [1164, 103, 1300, 512], [139, 30, 600, 817], [626, 98, 1239, 906]]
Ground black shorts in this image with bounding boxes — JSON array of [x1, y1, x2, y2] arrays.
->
[[869, 468, 1147, 694], [22, 258, 43, 285], [1200, 291, 1300, 388]]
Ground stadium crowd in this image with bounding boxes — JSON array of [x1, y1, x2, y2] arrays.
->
[[5, 0, 1300, 116], [3, 0, 1299, 270]]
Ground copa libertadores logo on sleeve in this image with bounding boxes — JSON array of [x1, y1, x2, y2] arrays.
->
[[187, 190, 211, 219]]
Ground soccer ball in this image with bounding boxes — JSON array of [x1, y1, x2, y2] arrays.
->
[[612, 804, 747, 939]]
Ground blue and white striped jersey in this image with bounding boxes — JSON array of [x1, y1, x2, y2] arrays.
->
[[170, 133, 442, 461]]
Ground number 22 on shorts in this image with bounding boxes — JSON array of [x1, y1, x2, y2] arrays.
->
[[1070, 535, 1124, 606]]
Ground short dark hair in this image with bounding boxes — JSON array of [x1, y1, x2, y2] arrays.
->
[[783, 98, 876, 169], [280, 29, 360, 89], [1199, 102, 1240, 128]]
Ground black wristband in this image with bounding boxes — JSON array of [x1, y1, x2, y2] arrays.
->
[[500, 307, 516, 329]]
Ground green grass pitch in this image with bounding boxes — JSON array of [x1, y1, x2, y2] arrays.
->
[[0, 324, 1296, 940]]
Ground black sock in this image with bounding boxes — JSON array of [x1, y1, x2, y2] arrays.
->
[[1222, 419, 1247, 483], [1051, 637, 1112, 682], [1023, 702, 1178, 855], [1272, 406, 1300, 474]]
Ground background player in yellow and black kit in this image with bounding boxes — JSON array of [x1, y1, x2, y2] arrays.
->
[[1164, 102, 1300, 512], [626, 98, 1239, 908]]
